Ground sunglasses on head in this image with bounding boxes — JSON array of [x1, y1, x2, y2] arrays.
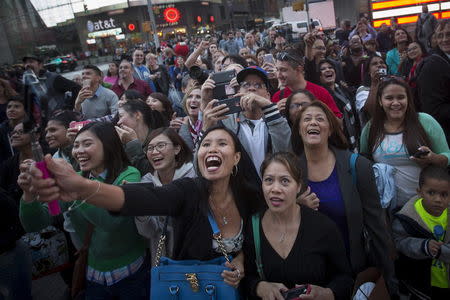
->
[[276, 52, 304, 65]]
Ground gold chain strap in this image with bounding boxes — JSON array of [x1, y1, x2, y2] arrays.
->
[[213, 233, 231, 264], [154, 233, 166, 266]]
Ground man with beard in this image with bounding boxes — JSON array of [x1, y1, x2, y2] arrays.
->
[[342, 35, 367, 92]]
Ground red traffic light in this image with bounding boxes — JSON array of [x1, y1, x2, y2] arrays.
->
[[209, 15, 215, 23], [196, 16, 202, 23], [128, 23, 136, 31]]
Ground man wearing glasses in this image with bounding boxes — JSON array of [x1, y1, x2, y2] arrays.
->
[[271, 50, 342, 119], [202, 66, 291, 173]]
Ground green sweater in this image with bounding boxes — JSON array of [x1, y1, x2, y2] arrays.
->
[[20, 166, 146, 271], [360, 112, 450, 165]]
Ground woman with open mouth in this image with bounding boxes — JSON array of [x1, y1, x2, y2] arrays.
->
[[243, 152, 353, 300], [24, 125, 265, 293], [178, 85, 203, 150], [19, 122, 148, 299], [318, 59, 360, 151], [135, 127, 196, 264], [291, 101, 394, 288]]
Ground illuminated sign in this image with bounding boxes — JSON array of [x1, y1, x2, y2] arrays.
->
[[128, 23, 136, 31], [371, 0, 450, 27], [164, 7, 181, 23], [87, 18, 117, 32], [87, 28, 122, 38]]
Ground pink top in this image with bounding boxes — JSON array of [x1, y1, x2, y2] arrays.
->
[[103, 75, 118, 85]]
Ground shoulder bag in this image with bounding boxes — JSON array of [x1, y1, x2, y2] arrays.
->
[[71, 222, 95, 299], [150, 213, 240, 299], [251, 213, 265, 280]]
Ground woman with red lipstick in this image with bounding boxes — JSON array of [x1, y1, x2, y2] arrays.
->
[[243, 152, 353, 300], [24, 125, 265, 291], [291, 101, 394, 287]]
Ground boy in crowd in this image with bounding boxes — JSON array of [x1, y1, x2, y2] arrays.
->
[[393, 165, 450, 299]]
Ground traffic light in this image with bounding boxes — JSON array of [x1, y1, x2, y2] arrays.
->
[[208, 15, 215, 24], [125, 21, 139, 33], [195, 15, 202, 25], [84, 4, 88, 12]]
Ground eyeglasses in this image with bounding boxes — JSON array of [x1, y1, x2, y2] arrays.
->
[[289, 103, 306, 110], [11, 129, 24, 136], [239, 82, 265, 90], [147, 142, 172, 153], [276, 52, 304, 65]]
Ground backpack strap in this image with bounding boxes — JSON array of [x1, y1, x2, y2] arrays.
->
[[252, 214, 265, 280], [350, 152, 359, 186]]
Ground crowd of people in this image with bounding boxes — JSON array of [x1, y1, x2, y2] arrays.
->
[[1, 8, 450, 300]]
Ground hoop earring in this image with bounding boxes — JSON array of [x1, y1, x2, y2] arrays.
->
[[232, 165, 238, 176]]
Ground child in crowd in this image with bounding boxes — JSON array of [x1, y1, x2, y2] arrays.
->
[[393, 165, 450, 299]]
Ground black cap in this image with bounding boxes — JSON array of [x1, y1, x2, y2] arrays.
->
[[236, 66, 269, 87]]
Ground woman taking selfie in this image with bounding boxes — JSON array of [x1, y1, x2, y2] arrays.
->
[[360, 78, 450, 208], [19, 122, 147, 299], [25, 125, 265, 290], [290, 101, 393, 280], [135, 127, 195, 262], [244, 152, 353, 300], [115, 99, 166, 175]]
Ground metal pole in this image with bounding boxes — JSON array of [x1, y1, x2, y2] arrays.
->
[[305, 0, 310, 33], [147, 0, 160, 49]]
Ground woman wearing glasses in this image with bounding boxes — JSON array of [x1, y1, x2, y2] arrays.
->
[[135, 127, 195, 263], [284, 90, 315, 127]]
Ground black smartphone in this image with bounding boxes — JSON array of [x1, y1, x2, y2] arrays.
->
[[213, 97, 241, 116], [211, 70, 236, 100], [281, 285, 310, 300], [413, 149, 430, 158]]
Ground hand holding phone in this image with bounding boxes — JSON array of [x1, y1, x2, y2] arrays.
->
[[213, 97, 241, 116], [281, 285, 311, 299], [413, 149, 430, 158]]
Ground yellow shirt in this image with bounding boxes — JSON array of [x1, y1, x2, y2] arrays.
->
[[415, 198, 449, 288]]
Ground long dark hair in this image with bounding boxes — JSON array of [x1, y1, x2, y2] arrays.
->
[[48, 110, 80, 128], [106, 62, 119, 77], [196, 125, 265, 216], [148, 92, 174, 123], [291, 101, 349, 156], [367, 78, 431, 156], [76, 122, 130, 184], [120, 99, 167, 129]]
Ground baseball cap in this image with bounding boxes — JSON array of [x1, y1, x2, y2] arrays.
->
[[236, 66, 269, 87]]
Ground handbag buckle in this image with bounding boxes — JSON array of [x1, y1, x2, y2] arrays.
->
[[185, 273, 199, 292]]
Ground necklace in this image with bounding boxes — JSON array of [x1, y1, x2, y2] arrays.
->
[[210, 199, 229, 226]]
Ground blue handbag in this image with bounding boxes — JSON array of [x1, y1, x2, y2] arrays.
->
[[150, 213, 240, 299]]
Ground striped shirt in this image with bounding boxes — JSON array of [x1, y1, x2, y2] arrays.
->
[[86, 255, 144, 286]]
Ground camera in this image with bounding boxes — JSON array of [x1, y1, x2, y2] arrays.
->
[[211, 70, 236, 100], [189, 66, 209, 85]]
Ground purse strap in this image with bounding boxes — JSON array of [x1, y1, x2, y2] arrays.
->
[[154, 217, 170, 266], [252, 214, 265, 280], [207, 212, 231, 264]]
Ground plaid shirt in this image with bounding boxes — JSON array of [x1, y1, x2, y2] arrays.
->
[[86, 255, 144, 286]]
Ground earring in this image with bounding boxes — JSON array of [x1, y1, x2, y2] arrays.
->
[[231, 165, 238, 176]]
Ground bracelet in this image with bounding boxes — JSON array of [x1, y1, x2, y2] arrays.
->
[[83, 180, 101, 202]]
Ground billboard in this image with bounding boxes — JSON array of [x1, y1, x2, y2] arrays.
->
[[370, 0, 450, 27], [30, 0, 220, 27]]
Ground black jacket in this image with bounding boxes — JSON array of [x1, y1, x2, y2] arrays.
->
[[0, 188, 24, 254], [417, 48, 450, 143], [120, 177, 264, 261], [298, 147, 394, 278]]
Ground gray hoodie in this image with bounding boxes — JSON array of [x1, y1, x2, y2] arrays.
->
[[135, 162, 196, 265]]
